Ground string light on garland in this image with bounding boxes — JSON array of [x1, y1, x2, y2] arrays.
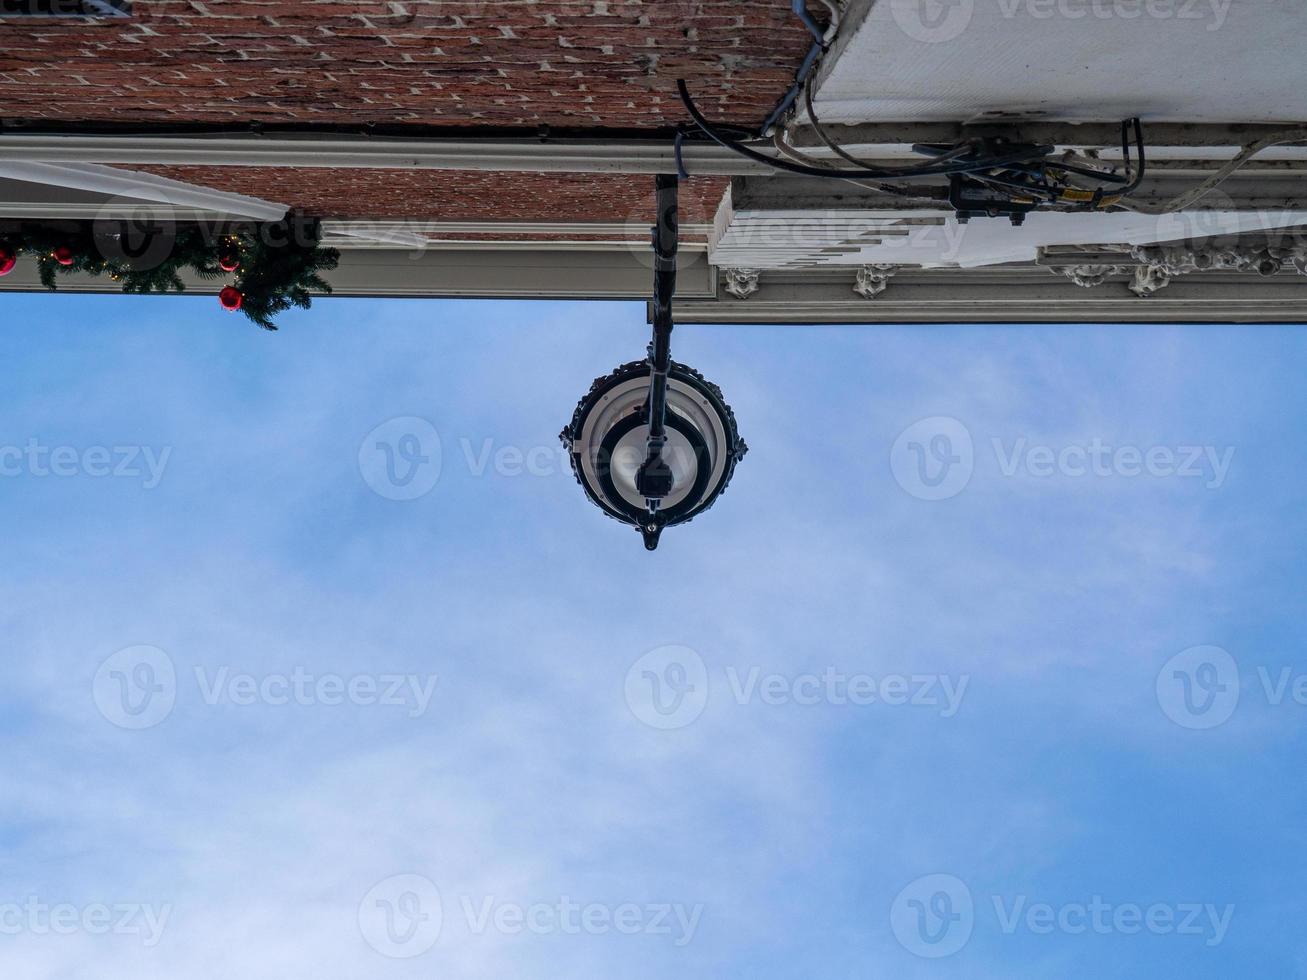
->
[[0, 215, 338, 330]]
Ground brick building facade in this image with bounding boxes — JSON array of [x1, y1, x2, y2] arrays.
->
[[0, 1, 811, 129], [131, 165, 729, 226], [1, 2, 813, 224]]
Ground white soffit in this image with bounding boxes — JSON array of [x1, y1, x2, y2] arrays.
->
[[808, 0, 1307, 124], [710, 206, 1307, 269]]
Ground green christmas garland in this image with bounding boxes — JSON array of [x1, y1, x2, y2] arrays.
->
[[0, 214, 340, 330]]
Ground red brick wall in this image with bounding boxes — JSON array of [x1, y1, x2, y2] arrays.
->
[[0, 1, 817, 130], [132, 165, 728, 227]]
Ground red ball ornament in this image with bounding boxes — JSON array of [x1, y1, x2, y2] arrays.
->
[[0, 244, 15, 277], [219, 286, 244, 312], [52, 245, 75, 266], [219, 252, 241, 273]]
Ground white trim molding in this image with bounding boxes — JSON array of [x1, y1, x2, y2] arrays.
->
[[0, 162, 287, 220]]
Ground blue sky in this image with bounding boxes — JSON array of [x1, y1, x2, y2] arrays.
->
[[2, 293, 1305, 978]]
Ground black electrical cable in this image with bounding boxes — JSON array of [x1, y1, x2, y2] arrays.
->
[[768, 129, 947, 202], [807, 84, 1049, 185], [803, 69, 1144, 199], [800, 83, 983, 180], [803, 82, 901, 172], [970, 173, 1060, 202], [678, 80, 1051, 181], [1050, 159, 1131, 184], [1121, 118, 1147, 194], [781, 121, 977, 176], [800, 57, 1131, 192], [673, 130, 691, 179]]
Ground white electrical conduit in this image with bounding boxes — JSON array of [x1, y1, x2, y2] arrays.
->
[[1115, 129, 1307, 214]]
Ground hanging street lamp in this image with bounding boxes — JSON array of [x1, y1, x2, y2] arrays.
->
[[561, 175, 748, 551]]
